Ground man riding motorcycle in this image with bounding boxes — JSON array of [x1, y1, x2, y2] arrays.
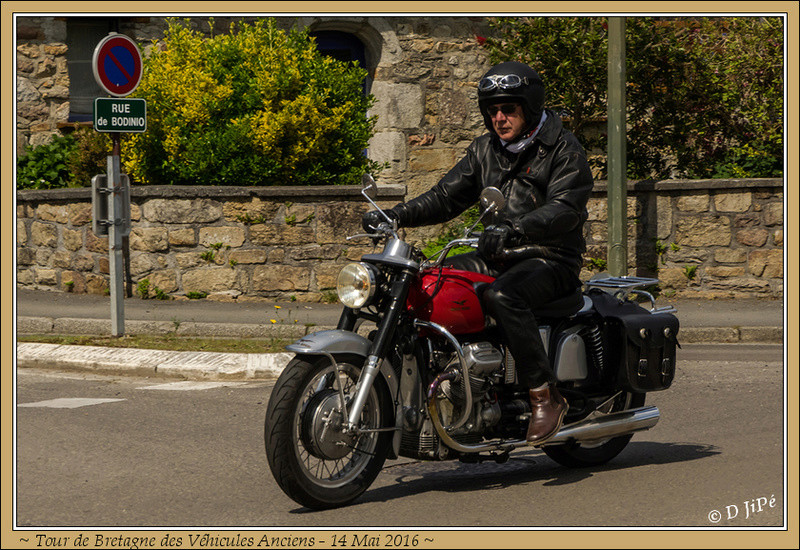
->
[[362, 61, 594, 445]]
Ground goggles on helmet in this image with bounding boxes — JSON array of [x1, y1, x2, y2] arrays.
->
[[478, 74, 529, 92]]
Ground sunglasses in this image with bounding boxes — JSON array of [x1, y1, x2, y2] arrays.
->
[[487, 104, 520, 116], [478, 74, 529, 92]]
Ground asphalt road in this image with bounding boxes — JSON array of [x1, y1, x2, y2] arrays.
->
[[14, 344, 787, 532]]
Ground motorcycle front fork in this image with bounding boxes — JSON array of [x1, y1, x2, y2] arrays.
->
[[338, 268, 416, 432]]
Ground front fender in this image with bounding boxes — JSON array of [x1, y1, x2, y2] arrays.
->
[[286, 329, 401, 459], [286, 329, 399, 397]]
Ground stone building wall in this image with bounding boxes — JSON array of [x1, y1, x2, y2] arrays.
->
[[16, 179, 783, 302]]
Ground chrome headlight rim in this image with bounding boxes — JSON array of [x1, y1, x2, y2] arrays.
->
[[336, 262, 378, 309]]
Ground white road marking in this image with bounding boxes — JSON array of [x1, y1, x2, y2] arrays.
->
[[137, 381, 248, 391], [18, 398, 126, 409]]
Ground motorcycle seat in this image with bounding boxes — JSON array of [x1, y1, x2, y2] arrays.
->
[[531, 287, 585, 318], [473, 284, 586, 319]]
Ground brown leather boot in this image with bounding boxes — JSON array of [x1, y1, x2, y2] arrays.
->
[[526, 385, 568, 446]]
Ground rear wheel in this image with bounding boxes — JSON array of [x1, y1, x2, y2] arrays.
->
[[543, 392, 646, 467], [265, 354, 392, 509]]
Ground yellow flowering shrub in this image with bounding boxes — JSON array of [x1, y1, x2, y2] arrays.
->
[[125, 18, 381, 186]]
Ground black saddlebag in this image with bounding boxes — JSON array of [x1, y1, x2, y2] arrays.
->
[[588, 289, 680, 392]]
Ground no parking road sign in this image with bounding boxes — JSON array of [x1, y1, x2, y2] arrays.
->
[[92, 33, 143, 97]]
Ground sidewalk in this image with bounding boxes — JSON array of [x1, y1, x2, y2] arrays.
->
[[15, 288, 784, 380]]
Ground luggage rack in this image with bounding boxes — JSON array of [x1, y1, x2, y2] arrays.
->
[[585, 276, 676, 314]]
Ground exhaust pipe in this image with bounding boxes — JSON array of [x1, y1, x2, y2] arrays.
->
[[542, 405, 660, 446], [429, 399, 660, 454]]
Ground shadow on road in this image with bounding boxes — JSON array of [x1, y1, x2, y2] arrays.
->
[[289, 441, 719, 513]]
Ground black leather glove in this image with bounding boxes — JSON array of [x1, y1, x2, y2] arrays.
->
[[478, 224, 518, 259], [362, 209, 399, 232]]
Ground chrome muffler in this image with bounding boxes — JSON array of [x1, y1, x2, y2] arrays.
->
[[541, 405, 660, 446]]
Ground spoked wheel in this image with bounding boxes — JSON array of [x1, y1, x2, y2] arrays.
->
[[265, 354, 393, 509], [543, 391, 646, 468]]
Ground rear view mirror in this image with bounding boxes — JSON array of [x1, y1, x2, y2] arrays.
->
[[361, 173, 378, 200]]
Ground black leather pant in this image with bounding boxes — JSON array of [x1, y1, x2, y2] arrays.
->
[[446, 252, 581, 389]]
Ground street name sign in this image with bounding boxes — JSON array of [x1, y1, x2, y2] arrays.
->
[[94, 98, 147, 133]]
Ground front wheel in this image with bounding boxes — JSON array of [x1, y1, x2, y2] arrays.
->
[[265, 354, 393, 509], [543, 392, 646, 468]]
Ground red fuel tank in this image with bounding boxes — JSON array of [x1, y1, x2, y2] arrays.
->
[[407, 268, 496, 335]]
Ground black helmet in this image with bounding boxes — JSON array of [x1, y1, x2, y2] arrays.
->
[[478, 61, 545, 134]]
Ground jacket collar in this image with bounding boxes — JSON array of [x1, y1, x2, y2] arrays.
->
[[532, 108, 562, 148]]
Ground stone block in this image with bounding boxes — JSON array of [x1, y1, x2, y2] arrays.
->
[[314, 263, 345, 290], [675, 215, 731, 247], [199, 226, 245, 248], [73, 253, 94, 272], [85, 231, 108, 253], [142, 198, 222, 224], [714, 248, 747, 264], [315, 203, 368, 245], [749, 249, 783, 278], [52, 250, 72, 269], [371, 81, 424, 129], [35, 268, 57, 285], [222, 197, 280, 223], [17, 220, 28, 246], [229, 249, 267, 265], [252, 265, 311, 292], [369, 131, 407, 171], [409, 148, 457, 172], [68, 203, 92, 226], [175, 252, 204, 269], [735, 228, 769, 247], [168, 228, 196, 247], [63, 227, 83, 251], [586, 198, 607, 222], [85, 273, 108, 295], [37, 203, 69, 223], [130, 227, 169, 252], [249, 223, 315, 247], [148, 270, 179, 294], [17, 248, 35, 266], [705, 266, 746, 278], [181, 267, 240, 293], [676, 193, 710, 213], [714, 191, 752, 212], [31, 221, 58, 247], [762, 202, 783, 226]]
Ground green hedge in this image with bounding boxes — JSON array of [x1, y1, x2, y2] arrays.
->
[[124, 18, 381, 186]]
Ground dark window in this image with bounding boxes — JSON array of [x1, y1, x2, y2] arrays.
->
[[309, 30, 368, 93], [65, 18, 119, 121]]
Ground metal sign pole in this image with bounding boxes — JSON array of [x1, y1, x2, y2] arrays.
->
[[607, 17, 628, 277], [108, 132, 125, 336]]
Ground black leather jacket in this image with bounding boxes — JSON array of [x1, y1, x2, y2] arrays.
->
[[392, 109, 594, 272]]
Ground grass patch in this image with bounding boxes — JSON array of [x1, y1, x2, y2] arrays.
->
[[17, 334, 293, 354]]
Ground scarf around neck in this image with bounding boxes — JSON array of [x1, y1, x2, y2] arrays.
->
[[500, 110, 547, 154]]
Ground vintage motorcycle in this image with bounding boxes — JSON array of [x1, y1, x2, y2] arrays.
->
[[264, 176, 680, 510]]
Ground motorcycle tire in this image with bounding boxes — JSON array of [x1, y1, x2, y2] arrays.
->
[[543, 392, 646, 468], [264, 353, 393, 510]]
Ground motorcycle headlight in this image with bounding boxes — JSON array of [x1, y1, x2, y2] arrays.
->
[[337, 262, 377, 309]]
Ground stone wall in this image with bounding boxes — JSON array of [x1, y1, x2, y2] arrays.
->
[[16, 179, 783, 302]]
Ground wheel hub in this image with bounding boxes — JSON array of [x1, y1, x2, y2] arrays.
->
[[301, 389, 357, 460]]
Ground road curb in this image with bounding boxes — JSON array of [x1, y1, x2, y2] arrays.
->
[[16, 343, 293, 380]]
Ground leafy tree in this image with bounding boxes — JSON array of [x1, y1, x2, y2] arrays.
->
[[484, 16, 783, 179]]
